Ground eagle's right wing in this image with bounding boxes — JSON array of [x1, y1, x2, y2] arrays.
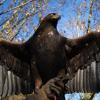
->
[[0, 40, 34, 99], [0, 65, 34, 99], [0, 40, 31, 80]]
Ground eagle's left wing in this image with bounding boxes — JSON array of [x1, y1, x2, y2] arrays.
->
[[64, 32, 100, 92], [65, 41, 100, 92]]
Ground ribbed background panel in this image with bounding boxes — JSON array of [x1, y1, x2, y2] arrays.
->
[[66, 61, 100, 93], [0, 65, 33, 99]]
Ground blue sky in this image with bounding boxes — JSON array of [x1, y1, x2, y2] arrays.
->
[[0, 0, 100, 40]]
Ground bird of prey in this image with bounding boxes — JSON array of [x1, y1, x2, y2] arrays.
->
[[0, 13, 100, 99]]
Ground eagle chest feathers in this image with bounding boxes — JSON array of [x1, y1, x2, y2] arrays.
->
[[33, 28, 66, 81]]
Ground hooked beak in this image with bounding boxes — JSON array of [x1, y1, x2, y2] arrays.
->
[[52, 13, 61, 20]]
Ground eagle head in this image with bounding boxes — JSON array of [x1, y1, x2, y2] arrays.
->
[[41, 13, 61, 28]]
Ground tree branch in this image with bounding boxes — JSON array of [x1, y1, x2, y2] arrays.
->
[[0, 0, 7, 5], [0, 0, 33, 16]]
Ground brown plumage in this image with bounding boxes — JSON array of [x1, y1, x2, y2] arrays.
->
[[0, 13, 100, 97]]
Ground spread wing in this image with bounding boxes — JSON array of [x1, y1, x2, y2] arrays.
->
[[0, 40, 33, 98], [0, 66, 33, 98], [0, 40, 30, 79], [64, 32, 100, 92]]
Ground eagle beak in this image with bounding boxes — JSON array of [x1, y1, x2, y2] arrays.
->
[[52, 14, 61, 20]]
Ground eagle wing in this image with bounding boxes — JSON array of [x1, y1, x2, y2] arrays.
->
[[0, 41, 30, 79], [64, 33, 100, 92], [0, 40, 33, 98]]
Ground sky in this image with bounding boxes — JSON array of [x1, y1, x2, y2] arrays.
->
[[0, 0, 100, 39]]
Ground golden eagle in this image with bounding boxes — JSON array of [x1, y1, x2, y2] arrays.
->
[[0, 13, 100, 99]]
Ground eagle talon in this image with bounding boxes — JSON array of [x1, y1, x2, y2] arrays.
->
[[34, 87, 40, 94]]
